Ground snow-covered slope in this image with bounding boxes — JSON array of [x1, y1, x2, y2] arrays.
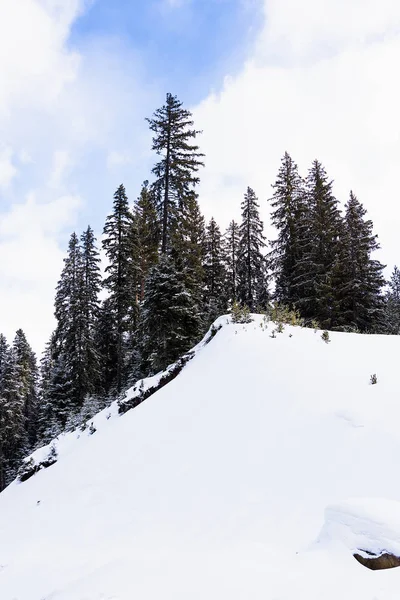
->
[[2, 316, 400, 599]]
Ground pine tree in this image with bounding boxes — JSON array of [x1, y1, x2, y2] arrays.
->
[[146, 93, 205, 254], [384, 266, 400, 334], [224, 220, 240, 305], [0, 346, 28, 489], [80, 226, 101, 395], [94, 298, 119, 396], [171, 192, 205, 304], [135, 181, 160, 301], [203, 217, 227, 323], [237, 187, 268, 310], [333, 192, 385, 331], [139, 255, 202, 374], [53, 232, 85, 410], [102, 184, 140, 391], [269, 152, 306, 306], [293, 160, 342, 327], [12, 330, 38, 448]]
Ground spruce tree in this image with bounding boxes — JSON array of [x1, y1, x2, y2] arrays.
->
[[384, 266, 400, 334], [171, 192, 205, 304], [102, 184, 140, 391], [139, 255, 202, 374], [12, 329, 38, 448], [94, 298, 119, 396], [269, 152, 306, 306], [135, 181, 159, 301], [224, 220, 240, 305], [293, 160, 342, 327], [237, 187, 268, 310], [203, 217, 227, 323], [333, 192, 385, 331], [146, 93, 205, 253], [80, 226, 101, 395]]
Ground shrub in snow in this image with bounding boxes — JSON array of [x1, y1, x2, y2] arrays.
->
[[311, 319, 320, 332], [321, 330, 330, 344], [370, 373, 378, 385], [268, 303, 303, 327], [89, 422, 97, 435], [270, 330, 277, 339], [231, 301, 253, 324], [277, 322, 284, 333]]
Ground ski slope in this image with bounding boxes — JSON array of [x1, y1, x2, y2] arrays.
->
[[2, 316, 400, 599]]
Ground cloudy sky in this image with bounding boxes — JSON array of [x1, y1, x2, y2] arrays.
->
[[1, 0, 399, 353]]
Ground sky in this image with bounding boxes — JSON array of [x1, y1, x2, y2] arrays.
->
[[1, 0, 400, 353]]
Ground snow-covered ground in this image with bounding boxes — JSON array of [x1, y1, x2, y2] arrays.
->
[[2, 316, 400, 599]]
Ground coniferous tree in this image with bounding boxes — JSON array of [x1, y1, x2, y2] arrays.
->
[[146, 93, 205, 253], [94, 298, 119, 396], [0, 345, 27, 489], [224, 220, 240, 305], [171, 192, 205, 304], [237, 187, 268, 310], [384, 266, 400, 334], [293, 160, 342, 327], [135, 181, 160, 301], [12, 329, 38, 448], [102, 184, 140, 391], [203, 217, 227, 323], [139, 255, 202, 374], [333, 192, 385, 331], [51, 232, 84, 416], [269, 152, 306, 306], [80, 226, 102, 396]]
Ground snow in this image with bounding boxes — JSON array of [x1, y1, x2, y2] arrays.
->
[[2, 316, 400, 598]]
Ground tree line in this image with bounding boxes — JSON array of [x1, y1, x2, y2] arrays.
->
[[1, 93, 399, 490]]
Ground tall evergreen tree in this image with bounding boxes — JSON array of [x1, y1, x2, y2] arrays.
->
[[333, 192, 385, 331], [135, 181, 160, 301], [0, 345, 27, 489], [146, 93, 205, 253], [237, 187, 268, 310], [102, 184, 139, 391], [12, 330, 38, 448], [203, 217, 227, 322], [171, 192, 205, 303], [80, 226, 101, 395], [52, 232, 85, 413], [269, 152, 306, 306], [139, 256, 202, 374], [293, 160, 342, 327], [384, 266, 400, 334], [224, 220, 240, 305]]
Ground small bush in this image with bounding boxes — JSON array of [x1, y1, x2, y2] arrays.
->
[[270, 329, 277, 339], [231, 301, 253, 324], [311, 319, 320, 332], [277, 322, 284, 333], [370, 374, 378, 385], [321, 330, 330, 344], [268, 303, 303, 327]]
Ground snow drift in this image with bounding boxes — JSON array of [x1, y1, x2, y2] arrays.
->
[[1, 315, 400, 599]]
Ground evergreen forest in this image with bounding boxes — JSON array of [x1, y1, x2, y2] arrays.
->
[[1, 93, 399, 490]]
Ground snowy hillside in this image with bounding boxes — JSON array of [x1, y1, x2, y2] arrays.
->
[[2, 316, 400, 599]]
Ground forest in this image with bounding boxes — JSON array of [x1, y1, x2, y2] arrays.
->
[[0, 92, 399, 491]]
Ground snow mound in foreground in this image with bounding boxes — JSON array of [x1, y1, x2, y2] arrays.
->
[[318, 498, 400, 557], [2, 315, 400, 599]]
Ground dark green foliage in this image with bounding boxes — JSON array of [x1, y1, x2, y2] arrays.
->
[[321, 330, 331, 343], [224, 220, 240, 304], [269, 152, 306, 306], [237, 187, 268, 310], [293, 160, 342, 328], [139, 255, 202, 374], [135, 181, 160, 301], [203, 217, 227, 323], [147, 93, 205, 253], [370, 373, 378, 385], [333, 192, 385, 331], [384, 266, 400, 334], [102, 184, 140, 391]]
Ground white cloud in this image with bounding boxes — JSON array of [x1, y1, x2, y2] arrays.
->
[[194, 0, 400, 274], [0, 194, 82, 352], [0, 148, 17, 188]]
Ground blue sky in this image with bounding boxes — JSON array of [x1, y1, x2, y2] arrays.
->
[[70, 0, 263, 105], [1, 0, 400, 351]]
